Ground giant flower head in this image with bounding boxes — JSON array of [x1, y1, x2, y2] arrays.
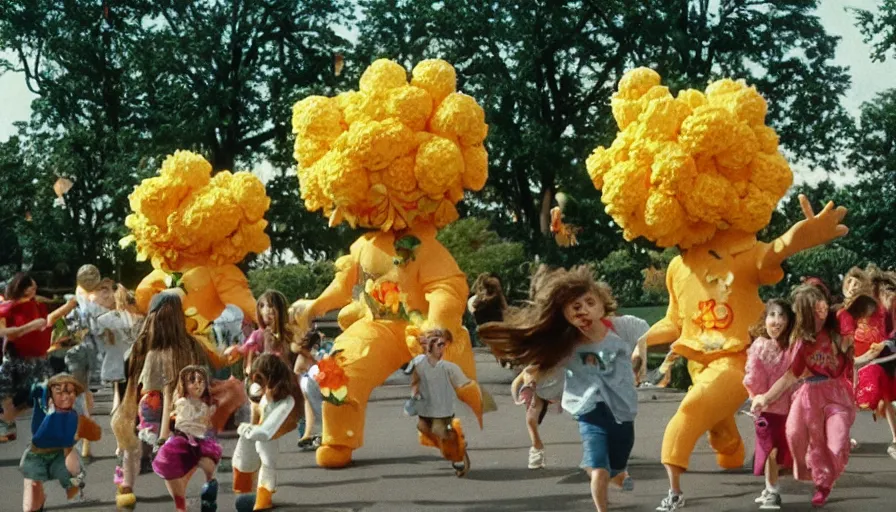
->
[[122, 150, 271, 271], [586, 68, 793, 248], [291, 58, 488, 230]]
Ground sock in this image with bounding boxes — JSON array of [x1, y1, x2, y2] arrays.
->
[[174, 496, 186, 509], [766, 481, 779, 493]]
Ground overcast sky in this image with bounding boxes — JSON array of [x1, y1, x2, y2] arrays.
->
[[0, 0, 893, 185]]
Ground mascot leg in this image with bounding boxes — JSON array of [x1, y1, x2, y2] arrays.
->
[[252, 440, 278, 511], [232, 436, 260, 512], [317, 320, 411, 469], [440, 419, 466, 462], [660, 353, 747, 470]]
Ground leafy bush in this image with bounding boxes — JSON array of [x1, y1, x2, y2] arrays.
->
[[760, 244, 865, 301], [248, 261, 336, 302], [437, 217, 531, 301]]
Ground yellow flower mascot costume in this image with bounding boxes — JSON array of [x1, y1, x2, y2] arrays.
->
[[117, 150, 267, 441], [586, 68, 848, 500], [291, 58, 487, 469], [123, 150, 269, 334]]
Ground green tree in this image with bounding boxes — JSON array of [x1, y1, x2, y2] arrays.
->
[[853, 0, 896, 62], [0, 1, 149, 281], [248, 261, 335, 302], [357, 0, 853, 258], [0, 0, 356, 275], [436, 217, 529, 300]]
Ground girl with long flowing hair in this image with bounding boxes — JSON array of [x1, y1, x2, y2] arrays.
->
[[479, 266, 646, 512]]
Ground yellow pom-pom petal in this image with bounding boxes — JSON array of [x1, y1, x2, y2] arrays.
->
[[461, 144, 488, 191], [586, 146, 611, 189], [384, 154, 418, 193], [385, 86, 433, 132], [679, 106, 739, 156], [359, 59, 408, 93], [345, 118, 415, 171], [292, 96, 345, 144], [430, 93, 488, 146], [617, 67, 662, 100], [411, 59, 457, 106], [749, 152, 793, 198], [414, 136, 463, 196], [320, 152, 370, 206], [715, 122, 758, 172]]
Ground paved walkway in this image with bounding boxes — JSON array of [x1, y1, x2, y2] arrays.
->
[[2, 350, 895, 511]]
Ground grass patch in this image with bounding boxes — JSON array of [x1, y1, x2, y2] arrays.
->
[[618, 305, 667, 325]]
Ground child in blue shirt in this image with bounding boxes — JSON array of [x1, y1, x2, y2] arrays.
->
[[480, 265, 647, 512]]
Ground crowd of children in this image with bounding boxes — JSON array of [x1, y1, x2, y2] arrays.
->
[[3, 262, 896, 511]]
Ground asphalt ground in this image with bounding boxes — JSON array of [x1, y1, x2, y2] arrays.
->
[[1, 349, 895, 511]]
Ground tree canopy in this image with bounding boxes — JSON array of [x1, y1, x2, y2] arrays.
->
[[0, 0, 891, 297]]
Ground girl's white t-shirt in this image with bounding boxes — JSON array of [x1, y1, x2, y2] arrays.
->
[[412, 354, 470, 418]]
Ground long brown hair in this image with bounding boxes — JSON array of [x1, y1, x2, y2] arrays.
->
[[478, 265, 617, 372], [5, 272, 36, 300], [256, 290, 293, 357], [112, 292, 208, 450], [790, 284, 846, 354], [869, 265, 896, 302], [470, 273, 507, 325], [748, 298, 795, 350], [250, 353, 298, 402]]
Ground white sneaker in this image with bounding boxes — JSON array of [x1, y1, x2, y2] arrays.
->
[[758, 490, 781, 510], [754, 488, 770, 503], [656, 490, 685, 511], [887, 442, 896, 461], [527, 447, 545, 469]]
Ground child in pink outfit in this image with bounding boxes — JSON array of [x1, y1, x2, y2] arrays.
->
[[752, 284, 855, 508], [744, 298, 795, 510]]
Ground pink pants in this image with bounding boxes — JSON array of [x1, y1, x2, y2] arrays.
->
[[786, 377, 855, 490]]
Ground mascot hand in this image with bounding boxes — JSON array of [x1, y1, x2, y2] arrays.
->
[[795, 194, 848, 247], [237, 423, 254, 438]]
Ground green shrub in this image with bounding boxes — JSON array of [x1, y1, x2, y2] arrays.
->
[[437, 217, 531, 301], [248, 261, 335, 302]]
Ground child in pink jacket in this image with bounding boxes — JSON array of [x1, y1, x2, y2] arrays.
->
[[744, 299, 795, 510]]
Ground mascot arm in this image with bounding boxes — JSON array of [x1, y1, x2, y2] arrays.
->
[[298, 240, 363, 327], [417, 240, 467, 330], [760, 194, 848, 284], [246, 395, 296, 442], [645, 257, 683, 347], [455, 380, 484, 429], [211, 265, 258, 323]]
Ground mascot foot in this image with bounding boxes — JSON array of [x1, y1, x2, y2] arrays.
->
[[316, 444, 353, 468], [115, 486, 136, 509], [251, 487, 274, 511], [452, 451, 471, 478]]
